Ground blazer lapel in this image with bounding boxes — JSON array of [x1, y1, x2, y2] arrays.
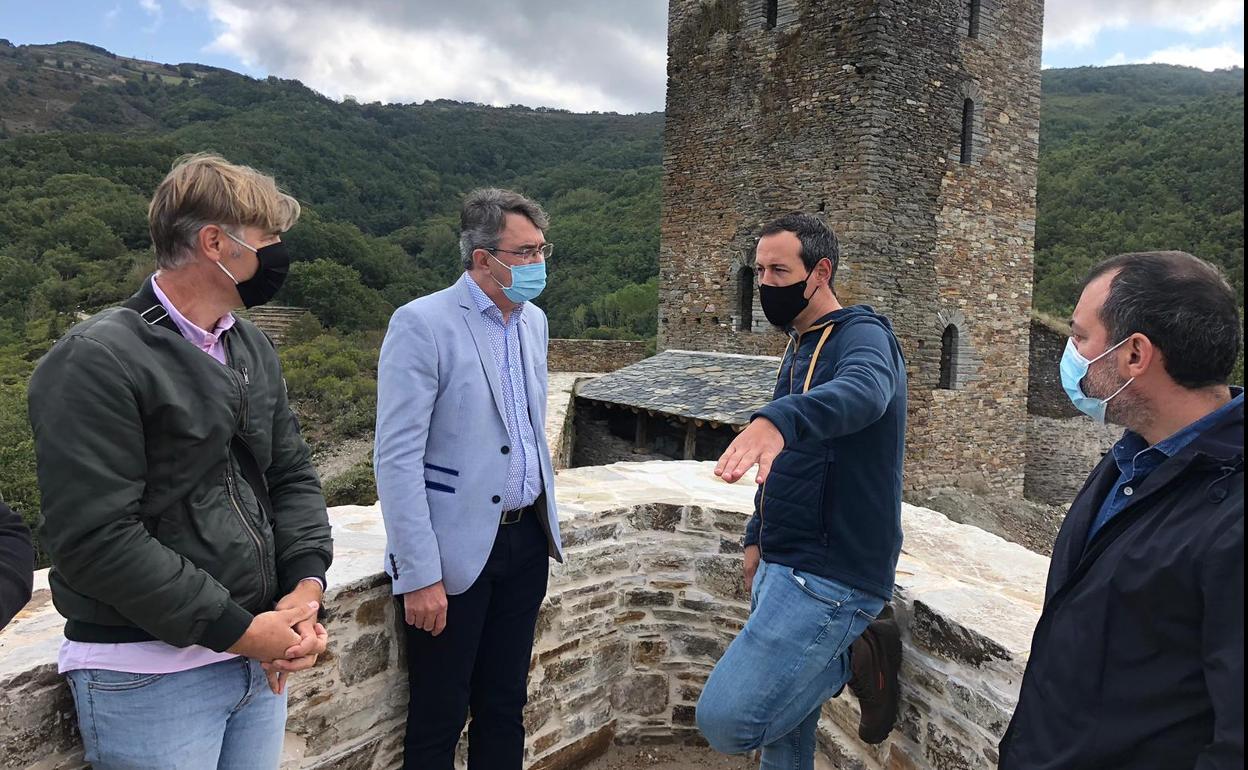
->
[[518, 314, 544, 425], [456, 276, 509, 427]]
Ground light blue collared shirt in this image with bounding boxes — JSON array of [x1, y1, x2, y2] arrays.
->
[[1087, 387, 1245, 543], [465, 275, 542, 510]]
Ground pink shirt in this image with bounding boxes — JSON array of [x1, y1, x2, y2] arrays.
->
[[59, 277, 241, 674]]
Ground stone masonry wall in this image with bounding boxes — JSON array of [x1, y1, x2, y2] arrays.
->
[[1, 462, 1047, 770], [1027, 317, 1078, 419], [547, 340, 649, 374], [1025, 415, 1118, 506], [657, 0, 1043, 495]]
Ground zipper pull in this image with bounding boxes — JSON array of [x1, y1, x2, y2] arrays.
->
[[241, 366, 249, 386]]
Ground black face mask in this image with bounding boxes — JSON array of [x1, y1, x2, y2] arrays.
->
[[221, 233, 291, 308], [758, 267, 814, 328]]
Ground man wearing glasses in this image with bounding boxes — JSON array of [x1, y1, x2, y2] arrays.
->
[[375, 188, 564, 769]]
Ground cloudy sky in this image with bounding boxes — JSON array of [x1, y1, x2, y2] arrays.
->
[[0, 0, 1242, 113]]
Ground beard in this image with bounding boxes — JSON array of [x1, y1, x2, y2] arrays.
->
[[1082, 362, 1147, 428]]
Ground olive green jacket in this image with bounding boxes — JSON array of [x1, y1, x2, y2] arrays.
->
[[28, 279, 332, 652]]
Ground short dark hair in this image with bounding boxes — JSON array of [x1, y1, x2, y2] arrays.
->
[[758, 213, 840, 285], [1084, 251, 1241, 388]]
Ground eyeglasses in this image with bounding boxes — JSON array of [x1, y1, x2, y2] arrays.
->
[[489, 243, 554, 262]]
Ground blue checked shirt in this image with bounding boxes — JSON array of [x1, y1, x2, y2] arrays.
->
[[466, 276, 542, 510], [1087, 389, 1244, 544]]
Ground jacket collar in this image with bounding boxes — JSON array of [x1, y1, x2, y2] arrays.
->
[[1049, 393, 1244, 599]]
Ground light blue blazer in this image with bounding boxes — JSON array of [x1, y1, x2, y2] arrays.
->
[[374, 274, 564, 596]]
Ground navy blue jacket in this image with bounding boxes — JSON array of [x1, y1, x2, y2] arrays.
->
[[999, 397, 1244, 770], [743, 305, 907, 600]]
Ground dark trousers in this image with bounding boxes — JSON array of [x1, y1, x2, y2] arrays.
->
[[401, 506, 550, 770]]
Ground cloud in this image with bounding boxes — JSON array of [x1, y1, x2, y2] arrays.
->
[[1045, 0, 1243, 49], [200, 0, 668, 113], [1120, 44, 1245, 70], [104, 4, 122, 27], [138, 0, 163, 32]]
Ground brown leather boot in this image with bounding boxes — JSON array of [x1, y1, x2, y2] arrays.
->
[[847, 606, 902, 744]]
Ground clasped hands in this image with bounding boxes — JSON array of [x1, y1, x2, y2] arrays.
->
[[228, 579, 329, 695]]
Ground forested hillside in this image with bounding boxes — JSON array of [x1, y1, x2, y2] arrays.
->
[[0, 40, 1242, 559], [1036, 64, 1243, 315]]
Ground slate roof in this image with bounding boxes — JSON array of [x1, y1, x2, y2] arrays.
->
[[575, 349, 781, 426]]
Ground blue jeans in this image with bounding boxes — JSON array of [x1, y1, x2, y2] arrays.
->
[[66, 658, 287, 769], [696, 560, 884, 770]]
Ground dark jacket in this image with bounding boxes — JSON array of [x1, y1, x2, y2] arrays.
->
[[999, 396, 1244, 770], [743, 305, 907, 600], [27, 279, 333, 652], [0, 500, 35, 631]]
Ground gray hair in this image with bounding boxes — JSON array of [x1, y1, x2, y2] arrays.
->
[[156, 216, 213, 270], [458, 188, 550, 270]]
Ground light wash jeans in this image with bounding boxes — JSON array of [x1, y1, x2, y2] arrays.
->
[[65, 657, 287, 769], [696, 559, 884, 770]]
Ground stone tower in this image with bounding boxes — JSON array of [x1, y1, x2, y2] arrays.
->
[[658, 0, 1043, 494]]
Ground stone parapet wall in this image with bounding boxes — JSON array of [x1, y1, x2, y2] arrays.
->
[[547, 340, 649, 373], [1, 461, 1046, 770], [1024, 415, 1118, 506]]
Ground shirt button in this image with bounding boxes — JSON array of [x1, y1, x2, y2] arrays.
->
[[1123, 486, 1134, 496], [501, 446, 510, 454], [492, 495, 501, 504]]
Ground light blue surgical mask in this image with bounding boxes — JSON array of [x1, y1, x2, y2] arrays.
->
[[489, 253, 547, 303], [1060, 336, 1135, 424]]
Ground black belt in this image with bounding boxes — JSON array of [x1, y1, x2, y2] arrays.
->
[[501, 504, 535, 525]]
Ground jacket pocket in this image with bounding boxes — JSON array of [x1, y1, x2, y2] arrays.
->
[[764, 448, 829, 535]]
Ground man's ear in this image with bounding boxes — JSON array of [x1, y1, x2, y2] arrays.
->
[[816, 257, 834, 287], [1124, 333, 1158, 379], [197, 224, 227, 264]]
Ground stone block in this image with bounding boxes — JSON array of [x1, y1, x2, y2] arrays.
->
[[543, 655, 592, 684], [353, 595, 391, 626], [671, 631, 727, 662], [625, 589, 675, 608], [529, 723, 615, 770], [627, 504, 684, 532], [946, 677, 1010, 738], [611, 673, 670, 716], [304, 736, 381, 770], [923, 720, 990, 770], [562, 522, 621, 549], [672, 704, 698, 726], [694, 555, 749, 601], [338, 631, 390, 687], [910, 601, 1010, 667], [633, 639, 670, 666]]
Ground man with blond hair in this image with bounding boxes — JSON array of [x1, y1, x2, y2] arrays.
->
[[28, 153, 333, 769]]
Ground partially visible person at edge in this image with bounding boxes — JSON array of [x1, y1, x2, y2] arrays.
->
[[27, 153, 334, 770], [694, 212, 907, 770], [375, 188, 564, 769], [999, 251, 1244, 769], [0, 499, 35, 631]]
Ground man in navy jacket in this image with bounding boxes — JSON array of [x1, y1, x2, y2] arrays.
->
[[697, 213, 906, 768], [1000, 251, 1244, 769]]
